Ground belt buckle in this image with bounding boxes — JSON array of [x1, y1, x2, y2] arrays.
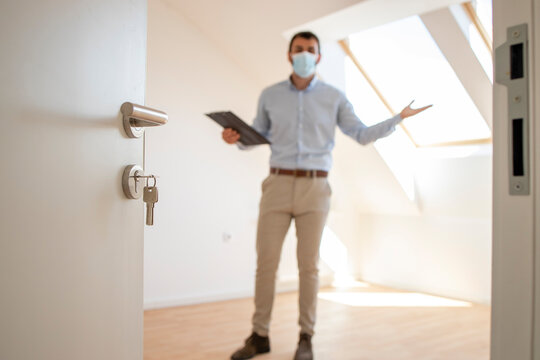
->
[[304, 169, 314, 178]]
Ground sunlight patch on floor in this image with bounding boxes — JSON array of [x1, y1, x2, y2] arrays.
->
[[318, 291, 472, 307], [331, 278, 371, 288]]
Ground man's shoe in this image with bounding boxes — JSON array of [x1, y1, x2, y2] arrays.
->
[[294, 333, 313, 360], [230, 332, 271, 360]]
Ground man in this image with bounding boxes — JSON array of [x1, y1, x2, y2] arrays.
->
[[223, 31, 431, 360]]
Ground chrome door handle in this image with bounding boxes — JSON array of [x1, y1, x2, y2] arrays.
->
[[121, 102, 168, 138]]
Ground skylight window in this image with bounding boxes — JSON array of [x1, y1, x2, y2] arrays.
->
[[474, 0, 493, 40], [347, 15, 491, 147], [344, 57, 416, 200], [450, 1, 493, 82]]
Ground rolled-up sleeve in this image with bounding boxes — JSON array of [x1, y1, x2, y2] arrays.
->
[[337, 96, 402, 145]]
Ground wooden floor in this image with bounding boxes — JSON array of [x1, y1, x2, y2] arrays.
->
[[144, 283, 490, 360]]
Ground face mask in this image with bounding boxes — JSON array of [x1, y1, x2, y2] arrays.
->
[[292, 52, 318, 78]]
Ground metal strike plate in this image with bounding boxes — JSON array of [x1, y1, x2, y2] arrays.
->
[[495, 23, 529, 196], [122, 165, 144, 199]]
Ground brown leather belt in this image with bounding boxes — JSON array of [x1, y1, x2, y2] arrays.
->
[[270, 167, 328, 178]]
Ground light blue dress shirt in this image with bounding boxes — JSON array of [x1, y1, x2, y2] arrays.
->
[[244, 77, 403, 171]]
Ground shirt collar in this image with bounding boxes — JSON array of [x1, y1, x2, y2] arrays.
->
[[288, 75, 318, 91]]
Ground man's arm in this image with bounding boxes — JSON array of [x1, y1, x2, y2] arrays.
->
[[337, 97, 431, 145]]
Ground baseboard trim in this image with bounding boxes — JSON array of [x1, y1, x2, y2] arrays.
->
[[144, 290, 253, 310], [144, 274, 336, 310]]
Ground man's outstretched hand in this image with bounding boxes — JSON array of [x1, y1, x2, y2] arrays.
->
[[399, 100, 432, 119], [222, 128, 240, 144]]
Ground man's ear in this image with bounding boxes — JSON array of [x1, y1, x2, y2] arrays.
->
[[287, 52, 293, 64], [315, 54, 322, 64]]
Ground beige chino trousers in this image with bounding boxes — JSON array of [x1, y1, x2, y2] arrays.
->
[[252, 173, 331, 337]]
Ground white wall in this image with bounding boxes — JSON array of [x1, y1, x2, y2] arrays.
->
[[144, 0, 271, 308], [332, 134, 492, 304], [356, 151, 492, 304]]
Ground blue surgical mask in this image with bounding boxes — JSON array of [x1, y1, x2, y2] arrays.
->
[[292, 52, 318, 78]]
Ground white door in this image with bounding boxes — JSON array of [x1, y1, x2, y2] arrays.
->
[[491, 0, 539, 359], [0, 1, 146, 359]]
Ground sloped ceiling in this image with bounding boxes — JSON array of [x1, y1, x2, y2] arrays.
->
[[163, 0, 464, 88], [164, 0, 363, 86]]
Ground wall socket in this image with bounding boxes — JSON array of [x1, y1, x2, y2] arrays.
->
[[222, 232, 232, 243]]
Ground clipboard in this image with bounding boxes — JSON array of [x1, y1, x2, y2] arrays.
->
[[206, 111, 271, 146]]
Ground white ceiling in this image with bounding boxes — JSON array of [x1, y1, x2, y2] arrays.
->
[[163, 0, 365, 86], [163, 0, 464, 88]]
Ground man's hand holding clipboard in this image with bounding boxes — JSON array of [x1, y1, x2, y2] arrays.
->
[[206, 111, 270, 146]]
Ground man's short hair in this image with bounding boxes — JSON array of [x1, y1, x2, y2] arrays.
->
[[288, 31, 321, 53]]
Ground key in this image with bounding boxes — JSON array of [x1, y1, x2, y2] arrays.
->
[[143, 185, 159, 225]]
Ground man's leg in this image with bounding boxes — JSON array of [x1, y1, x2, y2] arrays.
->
[[294, 211, 327, 335], [252, 211, 291, 336], [232, 174, 294, 360], [252, 174, 294, 336], [293, 177, 331, 336]]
